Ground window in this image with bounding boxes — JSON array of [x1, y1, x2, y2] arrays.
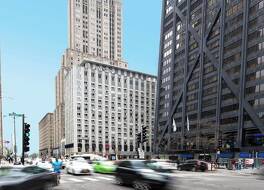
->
[[259, 27, 264, 37], [164, 31, 173, 40], [259, 0, 264, 9], [259, 42, 264, 51], [176, 22, 182, 31], [258, 56, 264, 65]]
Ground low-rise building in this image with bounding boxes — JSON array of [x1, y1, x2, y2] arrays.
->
[[64, 60, 157, 158], [39, 113, 54, 158]]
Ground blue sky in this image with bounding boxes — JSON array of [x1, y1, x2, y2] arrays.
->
[[0, 0, 162, 154]]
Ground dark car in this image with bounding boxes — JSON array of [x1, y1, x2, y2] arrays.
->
[[115, 160, 171, 190], [0, 166, 58, 190], [177, 160, 208, 172]]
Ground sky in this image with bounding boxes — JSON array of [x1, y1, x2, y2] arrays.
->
[[0, 0, 162, 154]]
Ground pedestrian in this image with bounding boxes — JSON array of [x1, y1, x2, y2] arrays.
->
[[52, 158, 63, 184]]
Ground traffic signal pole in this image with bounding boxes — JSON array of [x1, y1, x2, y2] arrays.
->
[[21, 114, 25, 165], [12, 114, 17, 163]]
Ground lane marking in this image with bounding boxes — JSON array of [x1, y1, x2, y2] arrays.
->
[[60, 180, 67, 184], [83, 177, 99, 181], [96, 176, 113, 181], [68, 178, 84, 182]]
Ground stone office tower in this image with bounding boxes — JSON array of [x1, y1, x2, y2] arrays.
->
[[52, 0, 127, 156], [155, 0, 264, 159], [69, 0, 127, 68]]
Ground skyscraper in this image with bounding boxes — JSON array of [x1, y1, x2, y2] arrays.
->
[[49, 0, 157, 158], [0, 50, 3, 158], [52, 0, 126, 156], [155, 0, 264, 159], [69, 0, 127, 68]]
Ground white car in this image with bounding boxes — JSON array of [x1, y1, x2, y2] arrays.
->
[[66, 160, 93, 175], [36, 161, 53, 171]]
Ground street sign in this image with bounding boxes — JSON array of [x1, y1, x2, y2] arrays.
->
[[138, 148, 145, 159]]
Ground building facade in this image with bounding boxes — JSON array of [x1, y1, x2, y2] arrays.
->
[[69, 0, 127, 68], [53, 59, 66, 156], [0, 52, 3, 158], [39, 113, 54, 158], [155, 0, 264, 159], [52, 0, 127, 156], [64, 60, 156, 158]]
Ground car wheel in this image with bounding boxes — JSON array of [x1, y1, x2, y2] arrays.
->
[[43, 183, 54, 190], [115, 176, 124, 185], [133, 180, 151, 190], [72, 169, 76, 175]]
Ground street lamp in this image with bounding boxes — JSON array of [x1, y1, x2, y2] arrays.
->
[[8, 112, 24, 163]]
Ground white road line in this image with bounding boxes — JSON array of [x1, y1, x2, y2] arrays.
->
[[83, 177, 99, 181], [68, 178, 84, 182], [60, 180, 67, 184], [96, 176, 113, 181]]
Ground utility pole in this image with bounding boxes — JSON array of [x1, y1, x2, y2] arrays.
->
[[21, 114, 25, 165], [0, 49, 3, 160]]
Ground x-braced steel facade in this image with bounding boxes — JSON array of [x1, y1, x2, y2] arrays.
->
[[155, 0, 264, 157]]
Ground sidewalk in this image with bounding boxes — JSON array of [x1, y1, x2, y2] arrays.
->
[[0, 160, 13, 167], [216, 168, 263, 176]]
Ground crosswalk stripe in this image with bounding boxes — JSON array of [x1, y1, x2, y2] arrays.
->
[[83, 177, 99, 181], [68, 178, 84, 182], [60, 180, 67, 184], [96, 176, 113, 181]]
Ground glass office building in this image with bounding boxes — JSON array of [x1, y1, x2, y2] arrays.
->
[[155, 0, 264, 159]]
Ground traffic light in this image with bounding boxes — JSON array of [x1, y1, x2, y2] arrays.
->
[[142, 126, 148, 143], [23, 123, 30, 152], [218, 139, 222, 148], [136, 132, 142, 145]]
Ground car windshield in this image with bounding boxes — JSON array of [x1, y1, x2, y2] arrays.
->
[[103, 161, 114, 166], [21, 166, 49, 174], [73, 160, 87, 165], [0, 168, 27, 178], [131, 161, 156, 169], [73, 157, 86, 162]]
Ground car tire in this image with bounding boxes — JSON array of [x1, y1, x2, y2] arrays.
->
[[115, 176, 124, 186], [43, 183, 54, 190], [133, 180, 151, 190]]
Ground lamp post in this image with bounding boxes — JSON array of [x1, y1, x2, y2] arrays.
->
[[8, 112, 24, 163]]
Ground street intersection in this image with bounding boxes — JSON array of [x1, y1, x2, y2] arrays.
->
[[54, 170, 264, 190]]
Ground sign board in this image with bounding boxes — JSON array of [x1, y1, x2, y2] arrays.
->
[[245, 159, 254, 165], [138, 148, 145, 159]]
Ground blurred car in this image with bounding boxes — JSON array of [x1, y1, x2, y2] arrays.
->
[[149, 160, 177, 173], [61, 160, 69, 169], [115, 160, 171, 190], [0, 166, 58, 190], [93, 161, 116, 174], [71, 154, 107, 162], [25, 159, 33, 165], [66, 159, 93, 175], [36, 161, 53, 172], [177, 160, 208, 172]]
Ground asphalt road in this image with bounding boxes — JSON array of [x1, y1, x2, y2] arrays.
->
[[54, 170, 264, 190]]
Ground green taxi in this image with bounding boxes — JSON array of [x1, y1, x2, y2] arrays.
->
[[93, 161, 116, 174]]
